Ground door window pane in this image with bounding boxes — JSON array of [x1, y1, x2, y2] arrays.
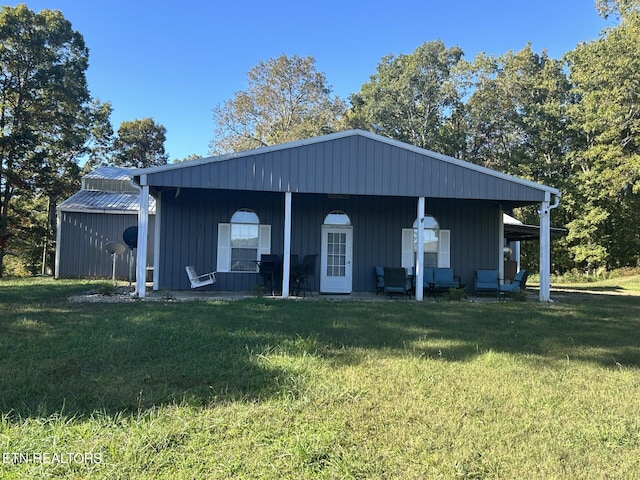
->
[[326, 232, 347, 277]]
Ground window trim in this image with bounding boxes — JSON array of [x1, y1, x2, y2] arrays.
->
[[217, 209, 271, 273]]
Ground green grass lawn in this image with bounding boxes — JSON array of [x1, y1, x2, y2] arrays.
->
[[1, 278, 639, 478]]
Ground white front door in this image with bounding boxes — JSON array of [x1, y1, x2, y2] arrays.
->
[[320, 225, 353, 294]]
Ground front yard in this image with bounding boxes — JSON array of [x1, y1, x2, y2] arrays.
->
[[1, 278, 639, 478]]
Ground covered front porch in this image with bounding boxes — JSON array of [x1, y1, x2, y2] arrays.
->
[[130, 130, 561, 302]]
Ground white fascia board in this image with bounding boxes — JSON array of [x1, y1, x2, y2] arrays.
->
[[56, 206, 156, 215]]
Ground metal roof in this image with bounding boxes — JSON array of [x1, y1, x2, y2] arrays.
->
[[134, 130, 560, 206], [503, 213, 566, 242], [58, 189, 156, 215], [82, 166, 138, 193]]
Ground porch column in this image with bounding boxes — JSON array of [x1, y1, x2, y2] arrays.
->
[[539, 192, 551, 302], [282, 191, 292, 298], [540, 191, 561, 302], [152, 192, 161, 291], [136, 176, 149, 298], [499, 208, 505, 284], [416, 197, 425, 301]]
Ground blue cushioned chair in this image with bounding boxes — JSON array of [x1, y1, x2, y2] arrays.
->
[[373, 266, 385, 295], [499, 269, 529, 297], [474, 269, 499, 296]]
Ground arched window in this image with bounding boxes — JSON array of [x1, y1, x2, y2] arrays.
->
[[217, 209, 271, 272], [323, 210, 351, 226], [230, 209, 260, 272], [413, 216, 440, 268]]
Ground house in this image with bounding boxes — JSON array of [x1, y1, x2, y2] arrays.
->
[[131, 130, 561, 301], [55, 166, 155, 280]]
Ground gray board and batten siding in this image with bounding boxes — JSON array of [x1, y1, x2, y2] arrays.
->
[[140, 130, 555, 206], [157, 188, 500, 292], [56, 166, 155, 280], [136, 130, 559, 294], [57, 210, 155, 279]]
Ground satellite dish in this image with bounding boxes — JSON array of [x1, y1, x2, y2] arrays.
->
[[106, 241, 126, 255], [122, 226, 139, 288], [123, 226, 138, 250]]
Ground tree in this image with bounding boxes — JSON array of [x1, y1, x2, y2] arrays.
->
[[565, 4, 640, 270], [346, 41, 466, 157], [460, 45, 575, 272], [111, 118, 168, 168], [210, 54, 346, 154], [1, 4, 93, 276]]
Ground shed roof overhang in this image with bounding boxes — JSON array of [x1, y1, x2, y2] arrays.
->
[[133, 130, 560, 207], [504, 223, 567, 242]]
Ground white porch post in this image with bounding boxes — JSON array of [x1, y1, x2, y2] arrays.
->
[[152, 192, 161, 291], [282, 192, 292, 298], [539, 192, 551, 302], [136, 176, 149, 298], [499, 208, 505, 284], [416, 197, 425, 301], [54, 209, 62, 278]]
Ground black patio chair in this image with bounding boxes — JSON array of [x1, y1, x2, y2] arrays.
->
[[293, 254, 318, 297], [257, 254, 281, 295], [383, 267, 412, 299]]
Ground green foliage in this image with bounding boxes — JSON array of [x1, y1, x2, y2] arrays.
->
[[0, 4, 107, 276], [210, 54, 346, 154], [446, 286, 467, 301], [111, 118, 168, 168], [564, 7, 640, 270], [347, 41, 466, 157]]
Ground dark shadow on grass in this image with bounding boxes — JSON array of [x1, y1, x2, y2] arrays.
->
[[1, 281, 640, 419]]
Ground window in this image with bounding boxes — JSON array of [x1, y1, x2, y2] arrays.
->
[[217, 209, 271, 272], [324, 211, 351, 277], [414, 217, 439, 268], [402, 216, 450, 269], [323, 211, 351, 226]]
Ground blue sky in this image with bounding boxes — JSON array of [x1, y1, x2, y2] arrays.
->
[[8, 1, 610, 161]]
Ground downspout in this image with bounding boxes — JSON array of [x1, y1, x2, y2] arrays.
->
[[539, 192, 561, 302]]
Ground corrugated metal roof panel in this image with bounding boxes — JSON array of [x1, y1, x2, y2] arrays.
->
[[82, 166, 139, 193], [58, 190, 156, 214]]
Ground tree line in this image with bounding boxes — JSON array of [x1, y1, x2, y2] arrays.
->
[[1, 1, 638, 276]]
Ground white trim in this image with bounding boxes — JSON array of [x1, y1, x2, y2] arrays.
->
[[152, 193, 161, 291], [437, 230, 450, 268], [538, 192, 559, 302], [498, 210, 504, 284], [216, 223, 231, 272], [416, 197, 425, 301], [135, 184, 150, 298], [54, 209, 62, 279], [282, 192, 292, 298], [401, 229, 414, 269], [56, 208, 154, 215], [320, 225, 353, 294]]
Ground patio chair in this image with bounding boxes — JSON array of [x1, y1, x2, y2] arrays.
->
[[383, 267, 412, 299], [499, 269, 529, 298], [373, 266, 385, 295], [474, 269, 499, 296], [185, 266, 216, 289], [293, 254, 318, 297], [257, 254, 281, 295]]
